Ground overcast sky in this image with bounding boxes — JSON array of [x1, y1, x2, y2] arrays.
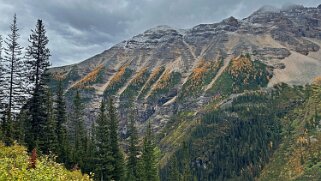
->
[[0, 0, 319, 67]]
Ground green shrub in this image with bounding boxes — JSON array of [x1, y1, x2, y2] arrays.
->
[[0, 143, 91, 181]]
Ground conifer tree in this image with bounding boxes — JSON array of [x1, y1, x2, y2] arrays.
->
[[0, 35, 5, 141], [41, 89, 57, 154], [71, 90, 87, 167], [95, 99, 114, 180], [25, 19, 50, 90], [136, 156, 145, 181], [180, 142, 192, 181], [108, 97, 125, 181], [15, 105, 28, 144], [168, 156, 179, 181], [2, 14, 25, 146], [55, 80, 68, 163], [126, 103, 140, 180], [142, 121, 159, 181], [4, 14, 27, 116], [83, 121, 96, 174], [0, 35, 5, 113], [24, 19, 51, 151], [2, 112, 13, 146]]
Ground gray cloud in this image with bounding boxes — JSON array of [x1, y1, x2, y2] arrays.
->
[[0, 0, 319, 66]]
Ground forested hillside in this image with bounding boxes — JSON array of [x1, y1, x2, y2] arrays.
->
[[161, 83, 321, 180]]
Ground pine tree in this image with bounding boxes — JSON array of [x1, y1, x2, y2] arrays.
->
[[71, 90, 87, 168], [181, 142, 192, 181], [108, 97, 125, 181], [24, 19, 51, 151], [136, 157, 145, 181], [0, 35, 5, 114], [14, 103, 30, 145], [55, 80, 68, 163], [4, 14, 26, 117], [142, 121, 159, 181], [168, 156, 179, 181], [95, 99, 114, 180], [0, 35, 6, 141], [83, 121, 96, 174], [41, 89, 57, 154], [126, 103, 140, 180], [2, 115, 13, 146], [2, 14, 25, 146], [25, 19, 50, 94]]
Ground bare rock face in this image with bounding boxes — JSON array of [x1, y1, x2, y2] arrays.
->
[[253, 48, 291, 60], [50, 4, 321, 133]]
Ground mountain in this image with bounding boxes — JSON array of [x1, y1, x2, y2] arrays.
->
[[49, 4, 321, 130], [48, 4, 321, 179]]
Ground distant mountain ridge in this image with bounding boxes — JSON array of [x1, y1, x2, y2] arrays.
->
[[49, 4, 321, 133]]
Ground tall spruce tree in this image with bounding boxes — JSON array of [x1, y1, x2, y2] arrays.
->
[[142, 121, 159, 181], [24, 19, 51, 151], [126, 103, 140, 180], [95, 99, 114, 180], [4, 14, 27, 116], [168, 156, 179, 181], [55, 80, 68, 163], [71, 90, 87, 168], [83, 121, 96, 174], [180, 142, 192, 181], [0, 35, 5, 113], [2, 14, 25, 146], [41, 89, 57, 154], [25, 19, 50, 89], [0, 35, 5, 139], [15, 105, 28, 144], [108, 97, 125, 181]]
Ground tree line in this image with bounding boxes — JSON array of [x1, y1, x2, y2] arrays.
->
[[0, 15, 160, 181]]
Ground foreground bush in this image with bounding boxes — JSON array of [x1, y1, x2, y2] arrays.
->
[[0, 142, 91, 180]]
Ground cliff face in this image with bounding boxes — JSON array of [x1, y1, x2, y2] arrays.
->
[[49, 5, 321, 132]]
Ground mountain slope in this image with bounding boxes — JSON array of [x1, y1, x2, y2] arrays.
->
[[49, 5, 321, 133], [160, 82, 320, 180]]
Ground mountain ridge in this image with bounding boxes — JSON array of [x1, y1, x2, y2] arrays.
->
[[49, 4, 321, 135]]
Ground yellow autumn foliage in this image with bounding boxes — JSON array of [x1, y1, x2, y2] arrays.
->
[[191, 60, 208, 80], [108, 64, 129, 87], [312, 76, 321, 85], [184, 59, 221, 91], [0, 142, 91, 181], [138, 66, 165, 98], [150, 66, 162, 79], [131, 67, 148, 85], [229, 55, 254, 78], [153, 69, 172, 90], [72, 64, 104, 89]]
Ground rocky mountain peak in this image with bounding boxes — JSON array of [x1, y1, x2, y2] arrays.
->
[[245, 5, 281, 24], [118, 25, 182, 49], [222, 16, 239, 27], [144, 25, 176, 33]]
